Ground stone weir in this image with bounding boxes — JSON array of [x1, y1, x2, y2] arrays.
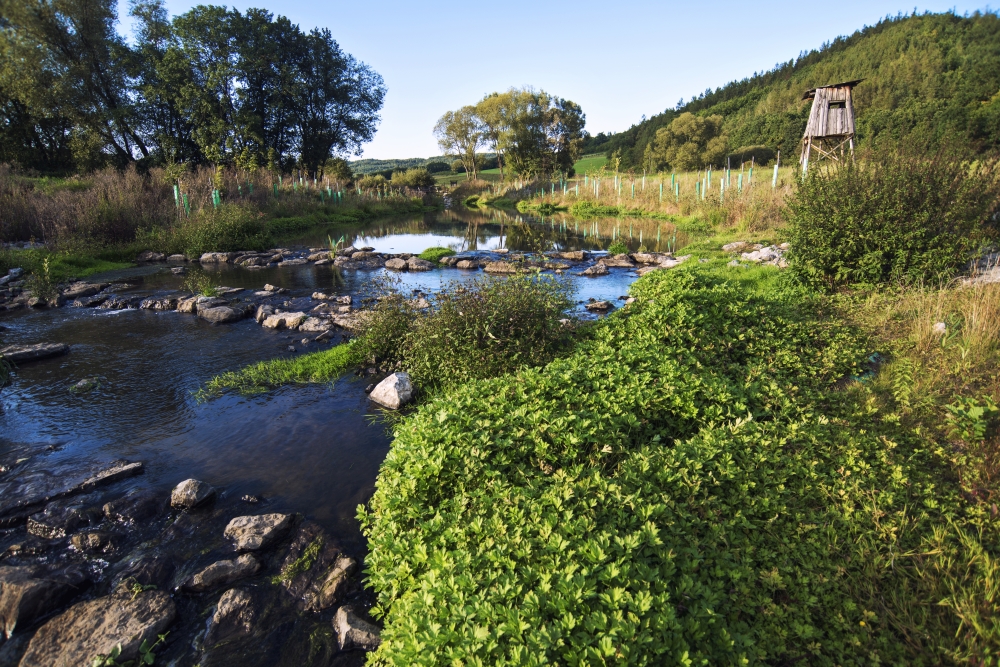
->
[[0, 447, 379, 666]]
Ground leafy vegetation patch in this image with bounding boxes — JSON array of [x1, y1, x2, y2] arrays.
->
[[359, 265, 998, 665], [416, 247, 455, 263], [788, 146, 1000, 288]]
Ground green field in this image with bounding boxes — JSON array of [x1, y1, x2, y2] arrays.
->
[[573, 154, 608, 174]]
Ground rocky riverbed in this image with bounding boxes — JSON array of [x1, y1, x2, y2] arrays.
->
[[0, 448, 375, 666]]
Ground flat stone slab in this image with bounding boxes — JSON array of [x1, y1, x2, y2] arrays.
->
[[0, 460, 142, 525], [224, 514, 294, 551], [18, 589, 175, 667], [0, 344, 69, 364]]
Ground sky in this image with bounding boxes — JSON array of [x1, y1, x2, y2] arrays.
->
[[121, 0, 992, 160]]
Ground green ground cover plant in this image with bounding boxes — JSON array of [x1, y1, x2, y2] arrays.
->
[[358, 264, 1000, 666]]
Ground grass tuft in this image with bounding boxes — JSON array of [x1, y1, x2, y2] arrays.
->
[[416, 247, 455, 263], [197, 342, 356, 399]]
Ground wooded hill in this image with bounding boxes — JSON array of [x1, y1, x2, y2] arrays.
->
[[600, 10, 1000, 169]]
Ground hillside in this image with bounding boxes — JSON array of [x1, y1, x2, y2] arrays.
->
[[603, 10, 1000, 169]]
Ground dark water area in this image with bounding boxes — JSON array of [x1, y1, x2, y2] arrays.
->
[[0, 208, 690, 665]]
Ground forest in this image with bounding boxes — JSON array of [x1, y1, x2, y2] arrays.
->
[[0, 0, 385, 175], [597, 11, 1000, 170]]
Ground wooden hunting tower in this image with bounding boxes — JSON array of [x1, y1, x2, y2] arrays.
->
[[799, 79, 862, 173]]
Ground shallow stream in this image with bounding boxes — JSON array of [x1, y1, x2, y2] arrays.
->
[[0, 208, 690, 665]]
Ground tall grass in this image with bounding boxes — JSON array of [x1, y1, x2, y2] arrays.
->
[[481, 165, 799, 234], [0, 163, 432, 257]]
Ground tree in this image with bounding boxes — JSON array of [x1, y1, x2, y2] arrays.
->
[[646, 112, 727, 171], [293, 28, 385, 176], [1, 0, 148, 167], [475, 92, 511, 180], [434, 106, 481, 180]]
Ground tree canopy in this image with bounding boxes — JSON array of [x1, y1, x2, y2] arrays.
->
[[435, 88, 586, 181], [0, 0, 385, 174]]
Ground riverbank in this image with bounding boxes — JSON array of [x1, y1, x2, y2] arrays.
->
[[358, 250, 1000, 664]]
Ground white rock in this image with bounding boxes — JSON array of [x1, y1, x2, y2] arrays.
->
[[224, 514, 294, 551], [369, 372, 413, 410], [170, 479, 216, 509]]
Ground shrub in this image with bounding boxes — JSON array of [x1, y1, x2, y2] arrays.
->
[[606, 239, 628, 254], [424, 161, 451, 174], [360, 267, 998, 665], [451, 160, 466, 173], [357, 174, 388, 189], [726, 145, 777, 167], [391, 168, 435, 188], [417, 247, 454, 263], [353, 275, 575, 388], [170, 205, 269, 255], [788, 146, 1000, 288]]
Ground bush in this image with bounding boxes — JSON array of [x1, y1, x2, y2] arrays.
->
[[357, 174, 388, 189], [417, 247, 454, 263], [354, 275, 575, 389], [424, 161, 451, 173], [606, 239, 628, 254], [391, 168, 435, 188], [451, 160, 466, 173], [360, 267, 998, 665], [726, 145, 777, 167], [169, 205, 269, 255], [788, 146, 1000, 288]]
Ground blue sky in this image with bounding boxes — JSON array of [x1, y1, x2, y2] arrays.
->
[[122, 1, 992, 159]]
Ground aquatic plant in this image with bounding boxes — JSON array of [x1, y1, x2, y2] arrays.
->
[[196, 342, 356, 398]]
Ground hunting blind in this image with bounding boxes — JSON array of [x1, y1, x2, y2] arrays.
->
[[799, 79, 862, 174]]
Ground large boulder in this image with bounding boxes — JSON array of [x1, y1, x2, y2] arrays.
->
[[262, 312, 307, 330], [334, 606, 380, 652], [369, 372, 413, 410], [103, 490, 166, 524], [274, 522, 353, 612], [200, 252, 234, 263], [0, 343, 69, 364], [199, 306, 244, 324], [455, 259, 480, 270], [298, 317, 331, 333], [61, 282, 104, 300], [484, 261, 518, 274], [136, 251, 166, 262], [557, 250, 587, 261], [384, 258, 408, 271], [580, 263, 609, 277], [224, 514, 294, 551], [18, 589, 175, 667], [139, 297, 178, 311], [407, 257, 434, 271], [599, 253, 635, 268], [170, 479, 216, 509], [179, 554, 260, 593], [0, 564, 89, 639]]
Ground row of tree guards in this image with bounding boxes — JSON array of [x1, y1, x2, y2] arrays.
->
[[513, 153, 783, 205]]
